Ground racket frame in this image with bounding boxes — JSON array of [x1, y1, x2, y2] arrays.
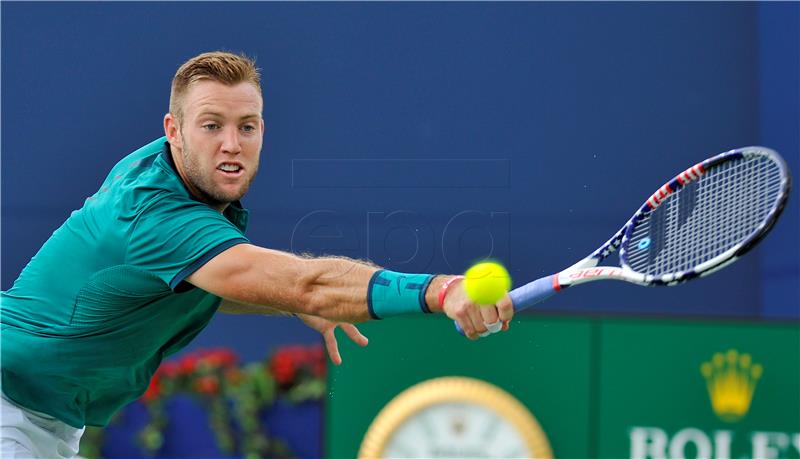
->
[[552, 146, 790, 291]]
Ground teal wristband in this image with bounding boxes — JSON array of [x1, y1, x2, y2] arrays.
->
[[367, 270, 434, 319]]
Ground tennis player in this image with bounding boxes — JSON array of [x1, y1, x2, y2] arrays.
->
[[0, 51, 513, 457]]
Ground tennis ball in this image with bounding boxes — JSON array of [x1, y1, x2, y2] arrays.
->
[[463, 261, 511, 305]]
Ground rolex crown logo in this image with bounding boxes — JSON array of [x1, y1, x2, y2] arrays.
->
[[700, 349, 762, 423]]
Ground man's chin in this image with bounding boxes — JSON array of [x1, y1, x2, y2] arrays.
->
[[217, 194, 246, 205], [197, 187, 246, 208], [216, 188, 248, 204]]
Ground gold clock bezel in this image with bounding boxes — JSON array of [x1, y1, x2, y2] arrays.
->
[[358, 376, 553, 459]]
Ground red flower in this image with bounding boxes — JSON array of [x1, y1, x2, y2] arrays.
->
[[224, 368, 243, 386], [310, 345, 324, 362], [270, 350, 297, 386], [201, 349, 238, 369], [218, 349, 238, 367], [194, 375, 220, 395], [312, 361, 326, 378], [179, 355, 199, 375], [158, 361, 180, 378], [142, 375, 161, 402]]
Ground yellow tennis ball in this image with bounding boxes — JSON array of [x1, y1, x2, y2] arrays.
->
[[463, 261, 511, 305]]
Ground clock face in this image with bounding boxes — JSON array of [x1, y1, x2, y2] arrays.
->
[[359, 377, 552, 459], [382, 401, 533, 458]]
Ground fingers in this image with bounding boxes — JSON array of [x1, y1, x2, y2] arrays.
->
[[453, 308, 492, 340], [456, 304, 486, 340], [496, 294, 514, 323], [475, 297, 508, 337], [453, 313, 480, 340], [440, 283, 479, 339], [443, 288, 513, 339], [323, 327, 342, 366], [341, 323, 369, 347], [323, 323, 368, 366], [470, 295, 513, 338], [487, 295, 514, 334], [467, 304, 488, 335], [479, 303, 500, 326]]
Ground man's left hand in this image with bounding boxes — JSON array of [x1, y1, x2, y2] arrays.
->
[[298, 314, 369, 365]]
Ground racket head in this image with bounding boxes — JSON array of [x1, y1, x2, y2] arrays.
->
[[619, 147, 791, 285]]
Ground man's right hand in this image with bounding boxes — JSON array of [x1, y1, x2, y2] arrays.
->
[[434, 277, 514, 340]]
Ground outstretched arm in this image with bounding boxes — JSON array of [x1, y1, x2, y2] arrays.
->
[[188, 243, 513, 339]]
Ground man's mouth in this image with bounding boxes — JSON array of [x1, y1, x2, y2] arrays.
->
[[217, 163, 244, 177]]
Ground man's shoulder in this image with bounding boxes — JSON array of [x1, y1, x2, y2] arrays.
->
[[109, 138, 186, 200], [83, 137, 197, 223], [110, 137, 171, 179]]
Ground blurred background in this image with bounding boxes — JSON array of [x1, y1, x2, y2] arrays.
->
[[2, 2, 798, 458]]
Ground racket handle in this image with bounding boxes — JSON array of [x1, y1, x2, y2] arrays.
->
[[509, 274, 558, 311], [453, 274, 558, 336]]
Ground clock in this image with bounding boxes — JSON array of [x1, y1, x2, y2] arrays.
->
[[358, 376, 553, 459]]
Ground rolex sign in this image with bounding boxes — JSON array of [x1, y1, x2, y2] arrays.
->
[[596, 321, 800, 459]]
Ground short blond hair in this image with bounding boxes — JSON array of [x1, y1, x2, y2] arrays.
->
[[169, 51, 262, 121]]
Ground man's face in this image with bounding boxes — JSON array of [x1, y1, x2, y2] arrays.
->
[[167, 80, 264, 210]]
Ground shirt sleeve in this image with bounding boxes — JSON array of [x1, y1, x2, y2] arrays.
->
[[127, 192, 250, 291]]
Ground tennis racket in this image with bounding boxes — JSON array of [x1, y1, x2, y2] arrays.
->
[[457, 146, 791, 335]]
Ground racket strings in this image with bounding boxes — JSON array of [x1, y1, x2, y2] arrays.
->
[[626, 155, 783, 276], [677, 159, 779, 269]]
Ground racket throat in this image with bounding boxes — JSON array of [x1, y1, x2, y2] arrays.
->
[[559, 266, 626, 287]]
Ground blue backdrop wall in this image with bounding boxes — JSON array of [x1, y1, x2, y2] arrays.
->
[[3, 2, 798, 365]]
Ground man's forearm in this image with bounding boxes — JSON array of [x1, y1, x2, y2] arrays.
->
[[220, 258, 452, 322], [220, 272, 451, 318], [301, 259, 456, 320], [218, 298, 294, 316], [298, 256, 379, 322]]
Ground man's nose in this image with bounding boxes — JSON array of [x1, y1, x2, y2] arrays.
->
[[221, 126, 242, 154]]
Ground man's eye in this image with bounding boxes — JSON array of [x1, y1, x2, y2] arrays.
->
[[202, 123, 220, 131], [241, 125, 256, 132]]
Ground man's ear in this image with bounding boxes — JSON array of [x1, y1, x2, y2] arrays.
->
[[164, 113, 182, 148]]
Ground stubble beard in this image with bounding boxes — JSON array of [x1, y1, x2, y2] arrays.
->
[[180, 139, 258, 208]]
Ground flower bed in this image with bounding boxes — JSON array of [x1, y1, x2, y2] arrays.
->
[[79, 345, 326, 459]]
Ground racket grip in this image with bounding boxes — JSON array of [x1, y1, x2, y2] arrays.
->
[[509, 274, 558, 312]]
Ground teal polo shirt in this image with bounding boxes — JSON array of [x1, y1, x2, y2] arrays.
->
[[1, 137, 250, 428]]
